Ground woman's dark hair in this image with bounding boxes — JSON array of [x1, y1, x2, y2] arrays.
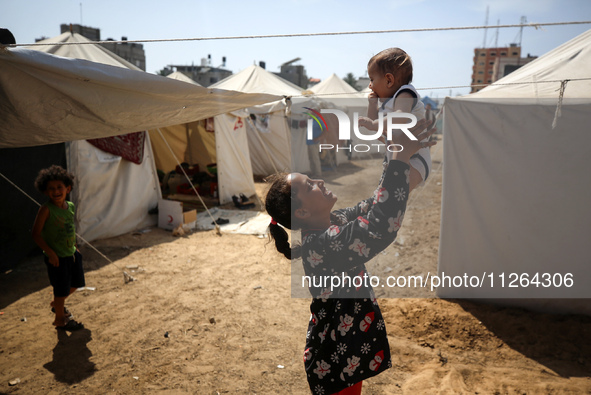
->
[[34, 165, 75, 193], [264, 173, 301, 260], [0, 28, 16, 45]]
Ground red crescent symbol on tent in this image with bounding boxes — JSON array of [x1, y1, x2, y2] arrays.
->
[[168, 215, 173, 223]]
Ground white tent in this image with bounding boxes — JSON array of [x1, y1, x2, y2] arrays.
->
[[166, 71, 202, 85], [211, 64, 311, 175], [20, 33, 159, 242], [310, 73, 367, 106], [438, 29, 591, 315], [148, 73, 257, 205], [31, 31, 142, 70], [0, 41, 275, 146], [309, 73, 370, 160], [0, 34, 278, 252]]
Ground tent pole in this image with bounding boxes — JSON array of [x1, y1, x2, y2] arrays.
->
[[185, 124, 193, 165]]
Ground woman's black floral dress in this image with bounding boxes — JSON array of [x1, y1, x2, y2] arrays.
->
[[300, 159, 411, 394]]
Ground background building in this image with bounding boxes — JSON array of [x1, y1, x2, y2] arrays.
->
[[165, 55, 232, 87], [356, 76, 369, 91], [57, 23, 146, 71], [274, 57, 308, 89], [470, 44, 521, 93], [491, 53, 537, 82]]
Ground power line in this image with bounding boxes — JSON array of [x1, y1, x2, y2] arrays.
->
[[295, 77, 590, 98], [10, 21, 591, 48]]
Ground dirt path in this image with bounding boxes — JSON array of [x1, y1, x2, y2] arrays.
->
[[1, 137, 590, 394]]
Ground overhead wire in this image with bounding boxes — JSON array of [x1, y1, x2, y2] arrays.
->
[[10, 20, 591, 48], [292, 77, 591, 98]]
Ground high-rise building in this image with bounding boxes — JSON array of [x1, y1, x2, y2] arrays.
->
[[470, 44, 521, 93]]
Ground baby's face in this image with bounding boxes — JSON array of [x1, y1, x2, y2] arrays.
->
[[368, 63, 396, 99]]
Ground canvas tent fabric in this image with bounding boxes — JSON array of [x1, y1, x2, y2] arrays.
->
[[0, 35, 279, 265], [0, 46, 279, 147], [310, 73, 366, 101], [0, 38, 157, 248], [468, 29, 591, 99], [438, 29, 591, 315], [65, 138, 161, 242], [211, 64, 310, 175], [166, 71, 203, 85], [149, 113, 257, 206], [212, 64, 304, 96], [31, 32, 142, 70]]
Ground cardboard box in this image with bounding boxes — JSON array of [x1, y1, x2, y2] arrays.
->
[[158, 199, 197, 231]]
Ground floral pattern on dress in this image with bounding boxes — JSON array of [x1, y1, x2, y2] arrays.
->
[[348, 239, 370, 257], [388, 210, 405, 233], [302, 160, 411, 394], [307, 250, 323, 268]]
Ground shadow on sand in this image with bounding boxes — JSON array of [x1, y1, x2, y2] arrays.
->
[[0, 227, 184, 310], [43, 327, 95, 384], [455, 298, 591, 378]]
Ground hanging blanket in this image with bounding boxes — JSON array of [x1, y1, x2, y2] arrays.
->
[[87, 131, 146, 164]]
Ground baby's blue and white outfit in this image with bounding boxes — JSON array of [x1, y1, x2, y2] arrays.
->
[[380, 84, 432, 186]]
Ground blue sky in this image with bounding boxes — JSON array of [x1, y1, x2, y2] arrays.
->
[[4, 0, 591, 96]]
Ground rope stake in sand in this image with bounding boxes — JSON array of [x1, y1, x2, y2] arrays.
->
[[0, 171, 136, 283]]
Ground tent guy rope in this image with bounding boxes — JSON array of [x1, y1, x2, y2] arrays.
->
[[552, 79, 569, 129], [155, 128, 223, 236], [0, 171, 137, 283], [291, 77, 591, 98]]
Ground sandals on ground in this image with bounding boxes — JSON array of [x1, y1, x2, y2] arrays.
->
[[51, 306, 74, 319], [232, 195, 255, 210]]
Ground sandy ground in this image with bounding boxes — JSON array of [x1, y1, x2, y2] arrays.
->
[[1, 136, 591, 394]]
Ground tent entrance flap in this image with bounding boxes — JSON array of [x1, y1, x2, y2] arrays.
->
[[149, 114, 257, 207], [246, 116, 279, 174]]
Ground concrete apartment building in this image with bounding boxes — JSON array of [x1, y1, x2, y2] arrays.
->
[[491, 53, 538, 83], [166, 55, 232, 87], [470, 44, 521, 93], [275, 58, 309, 89], [470, 44, 538, 93]]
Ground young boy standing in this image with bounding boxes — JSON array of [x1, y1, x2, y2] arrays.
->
[[359, 47, 432, 191], [32, 165, 84, 330]]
